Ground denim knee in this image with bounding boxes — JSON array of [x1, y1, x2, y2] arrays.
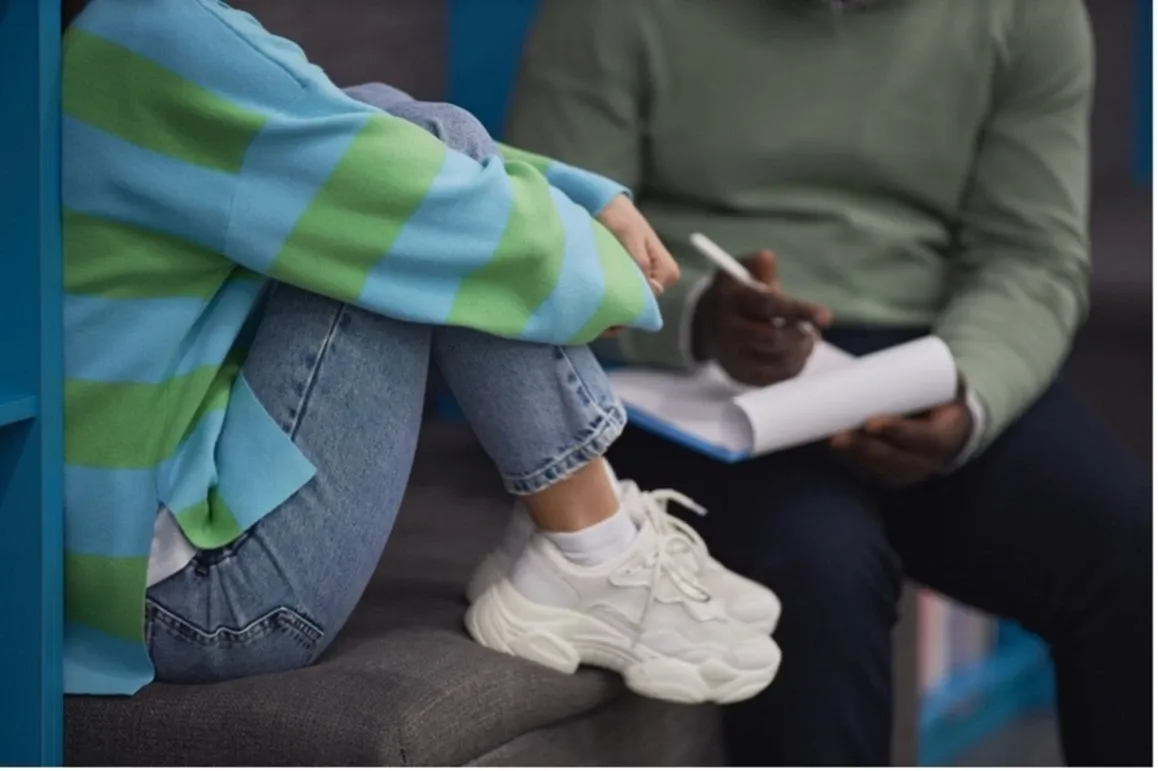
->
[[433, 329, 626, 495], [343, 82, 498, 162]]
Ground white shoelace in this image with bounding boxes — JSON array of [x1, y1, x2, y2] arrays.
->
[[619, 486, 722, 639], [622, 483, 710, 567]]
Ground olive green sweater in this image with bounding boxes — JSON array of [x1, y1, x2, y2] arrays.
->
[[508, 0, 1094, 450]]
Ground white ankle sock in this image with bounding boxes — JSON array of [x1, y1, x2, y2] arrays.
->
[[508, 460, 625, 556], [502, 506, 537, 556], [544, 506, 638, 566]]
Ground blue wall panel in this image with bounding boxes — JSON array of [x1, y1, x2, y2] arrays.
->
[[447, 0, 539, 139]]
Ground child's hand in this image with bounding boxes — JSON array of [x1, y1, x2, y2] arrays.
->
[[597, 195, 680, 295]]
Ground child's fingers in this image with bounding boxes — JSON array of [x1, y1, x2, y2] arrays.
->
[[647, 237, 680, 291]]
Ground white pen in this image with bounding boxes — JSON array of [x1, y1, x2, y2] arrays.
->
[[689, 232, 818, 334], [689, 232, 767, 293]]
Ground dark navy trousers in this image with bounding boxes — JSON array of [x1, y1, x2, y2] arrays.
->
[[608, 327, 1152, 766]]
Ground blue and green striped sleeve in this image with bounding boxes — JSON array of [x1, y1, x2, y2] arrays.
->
[[71, 0, 662, 348], [497, 142, 630, 217], [224, 95, 661, 345]]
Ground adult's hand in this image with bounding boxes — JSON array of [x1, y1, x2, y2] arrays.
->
[[692, 250, 831, 386], [597, 195, 680, 296], [830, 395, 974, 488]]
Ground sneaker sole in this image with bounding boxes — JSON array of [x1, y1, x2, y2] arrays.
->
[[465, 579, 780, 705]]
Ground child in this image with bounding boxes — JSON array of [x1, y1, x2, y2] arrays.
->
[[345, 81, 782, 631], [62, 0, 781, 705]]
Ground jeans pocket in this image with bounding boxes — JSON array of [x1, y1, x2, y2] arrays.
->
[[146, 599, 325, 684]]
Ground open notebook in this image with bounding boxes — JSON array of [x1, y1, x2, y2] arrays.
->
[[608, 336, 959, 462]]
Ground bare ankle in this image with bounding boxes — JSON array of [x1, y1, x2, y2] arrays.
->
[[521, 460, 618, 532]]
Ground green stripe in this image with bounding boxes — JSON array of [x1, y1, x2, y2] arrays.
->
[[173, 487, 243, 550], [64, 209, 237, 299], [497, 142, 552, 176], [66, 351, 242, 468], [65, 553, 148, 642], [446, 165, 567, 335], [63, 30, 267, 173], [269, 115, 447, 302], [568, 222, 648, 344]]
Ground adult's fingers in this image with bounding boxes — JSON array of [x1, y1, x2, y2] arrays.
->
[[731, 287, 831, 326], [742, 324, 815, 362], [720, 358, 797, 387], [743, 249, 780, 288], [862, 415, 947, 456], [723, 315, 784, 352], [864, 403, 967, 458], [831, 433, 939, 487]]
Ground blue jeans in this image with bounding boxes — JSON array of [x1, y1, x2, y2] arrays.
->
[[145, 81, 608, 683], [342, 82, 499, 162], [145, 285, 625, 683], [608, 327, 1152, 766]]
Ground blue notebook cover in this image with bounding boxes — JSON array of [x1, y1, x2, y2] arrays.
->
[[623, 406, 751, 464]]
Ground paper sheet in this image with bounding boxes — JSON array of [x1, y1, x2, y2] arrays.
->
[[609, 337, 958, 460]]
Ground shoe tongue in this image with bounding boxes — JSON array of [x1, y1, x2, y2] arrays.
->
[[620, 485, 656, 529], [633, 512, 658, 540], [569, 516, 655, 574]]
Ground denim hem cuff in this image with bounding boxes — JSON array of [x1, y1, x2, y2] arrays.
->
[[501, 402, 628, 496]]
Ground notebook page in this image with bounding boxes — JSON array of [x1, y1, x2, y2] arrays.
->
[[727, 336, 959, 455], [610, 342, 855, 456]]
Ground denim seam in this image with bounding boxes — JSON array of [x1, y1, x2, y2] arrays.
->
[[146, 596, 324, 650], [286, 303, 348, 440], [557, 345, 622, 416], [501, 347, 627, 495], [503, 406, 626, 496]]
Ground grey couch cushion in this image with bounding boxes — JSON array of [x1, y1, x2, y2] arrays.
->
[[65, 423, 721, 766]]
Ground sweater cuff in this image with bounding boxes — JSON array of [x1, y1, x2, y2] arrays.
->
[[613, 267, 713, 369], [945, 385, 988, 471], [676, 272, 716, 368], [544, 160, 630, 216]]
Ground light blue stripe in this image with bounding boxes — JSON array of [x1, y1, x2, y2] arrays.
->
[[356, 149, 513, 322], [74, 0, 308, 115], [63, 117, 232, 252], [64, 466, 157, 557], [517, 188, 608, 342], [631, 278, 663, 331], [64, 278, 264, 383], [545, 161, 629, 215], [216, 375, 316, 531], [225, 110, 367, 271], [64, 622, 154, 695], [157, 408, 227, 516]]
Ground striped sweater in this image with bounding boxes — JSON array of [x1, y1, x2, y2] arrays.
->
[[63, 0, 661, 696]]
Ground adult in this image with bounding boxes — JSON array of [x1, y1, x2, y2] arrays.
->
[[508, 0, 1151, 765]]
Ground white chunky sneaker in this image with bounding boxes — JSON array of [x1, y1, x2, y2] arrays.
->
[[464, 514, 782, 704], [465, 482, 782, 636]]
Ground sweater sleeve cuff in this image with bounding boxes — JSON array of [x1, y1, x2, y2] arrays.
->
[[676, 272, 717, 368], [613, 267, 713, 369], [544, 160, 631, 216], [945, 385, 988, 472]]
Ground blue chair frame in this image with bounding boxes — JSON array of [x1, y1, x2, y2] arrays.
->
[[0, 0, 63, 765]]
